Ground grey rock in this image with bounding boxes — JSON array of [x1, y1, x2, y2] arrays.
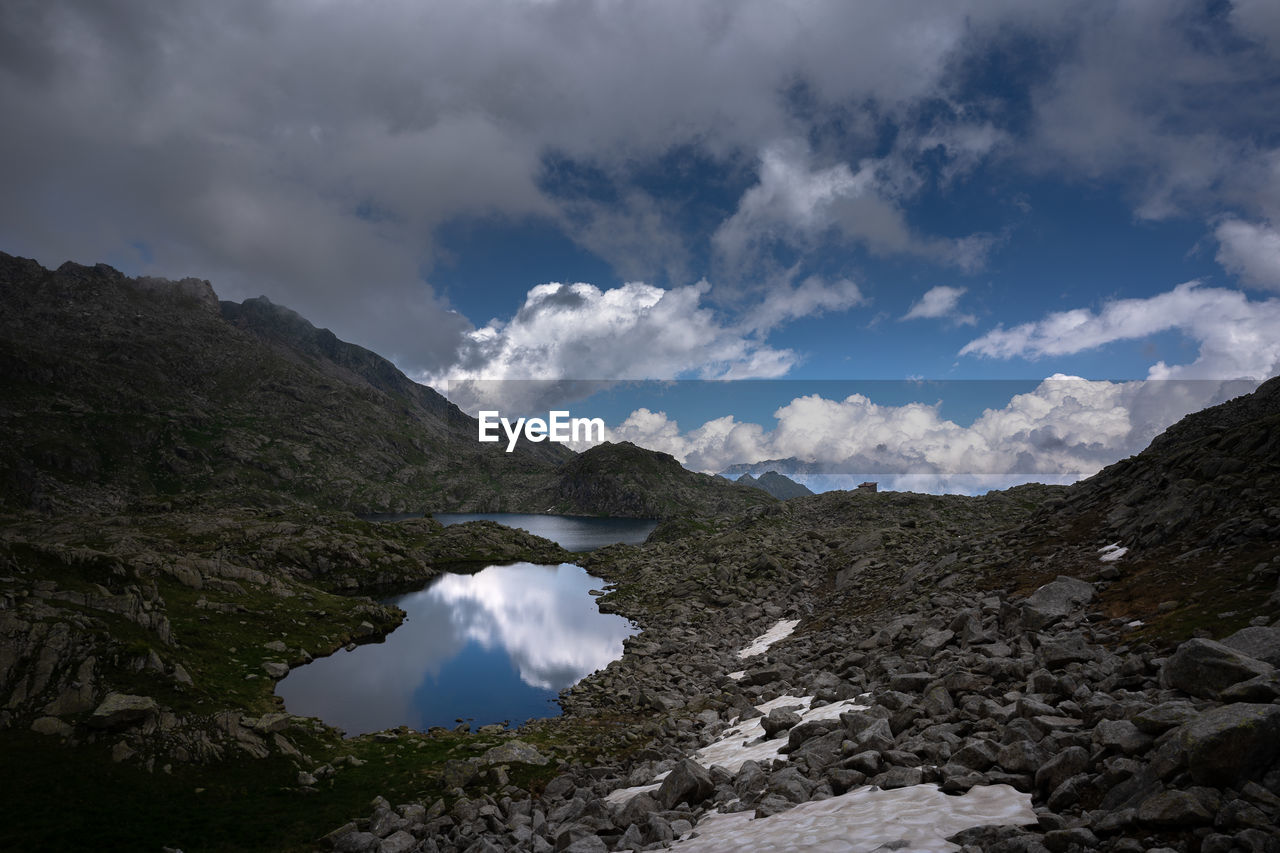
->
[[1094, 719, 1153, 755], [888, 672, 933, 692], [1021, 577, 1095, 630], [1037, 635, 1095, 667], [378, 831, 417, 853], [922, 684, 955, 717], [262, 661, 289, 679], [855, 718, 895, 752], [915, 629, 955, 654], [333, 831, 380, 853], [613, 792, 659, 831], [1160, 638, 1274, 698], [761, 707, 802, 739], [562, 836, 607, 853], [253, 712, 291, 734], [1220, 673, 1280, 703], [950, 740, 998, 771], [1136, 789, 1214, 827], [1042, 827, 1098, 852], [30, 716, 74, 737], [1133, 700, 1199, 734], [997, 740, 1045, 774], [481, 740, 549, 766], [1221, 625, 1280, 666], [1180, 703, 1280, 787], [654, 758, 714, 809], [1034, 746, 1089, 795], [876, 766, 924, 789], [89, 693, 158, 729]]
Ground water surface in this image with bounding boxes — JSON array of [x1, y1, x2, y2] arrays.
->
[[431, 512, 658, 552], [277, 562, 635, 735]]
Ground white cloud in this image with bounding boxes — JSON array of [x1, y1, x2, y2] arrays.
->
[[902, 285, 976, 325], [959, 282, 1280, 380], [591, 377, 1257, 493], [424, 279, 800, 411], [712, 141, 995, 275], [748, 275, 866, 331], [426, 270, 870, 411], [1215, 218, 1280, 291]]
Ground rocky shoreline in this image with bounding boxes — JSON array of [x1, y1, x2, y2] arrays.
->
[[325, 481, 1280, 852]]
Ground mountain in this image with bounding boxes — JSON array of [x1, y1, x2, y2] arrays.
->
[[734, 470, 814, 500], [547, 441, 774, 518], [0, 251, 766, 520]]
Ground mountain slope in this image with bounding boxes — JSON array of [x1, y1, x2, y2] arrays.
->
[[0, 252, 770, 519], [546, 441, 774, 518], [0, 252, 568, 514], [735, 470, 815, 500]]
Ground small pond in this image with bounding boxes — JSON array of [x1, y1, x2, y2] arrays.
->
[[365, 512, 658, 552], [277, 561, 636, 735]]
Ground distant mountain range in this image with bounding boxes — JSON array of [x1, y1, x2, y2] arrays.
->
[[730, 470, 814, 500], [0, 252, 769, 519]]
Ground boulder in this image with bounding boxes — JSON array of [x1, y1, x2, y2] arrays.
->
[[1136, 789, 1214, 827], [30, 716, 74, 737], [1094, 719, 1153, 755], [481, 740, 549, 766], [262, 661, 290, 679], [655, 758, 714, 809], [1179, 703, 1280, 787], [1160, 638, 1274, 699], [1021, 577, 1095, 630], [761, 707, 802, 739], [1220, 626, 1280, 666], [1035, 746, 1090, 795], [89, 693, 158, 729]]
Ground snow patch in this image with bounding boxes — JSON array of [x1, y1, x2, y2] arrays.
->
[[1098, 543, 1128, 562], [737, 618, 800, 658], [727, 670, 746, 681], [693, 694, 867, 774], [606, 691, 1035, 851], [607, 694, 869, 806], [663, 783, 1037, 852]]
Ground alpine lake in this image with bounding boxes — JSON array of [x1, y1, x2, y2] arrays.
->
[[275, 513, 657, 735]]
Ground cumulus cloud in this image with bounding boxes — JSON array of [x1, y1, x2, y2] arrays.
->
[[1215, 219, 1280, 291], [424, 278, 818, 411], [593, 377, 1257, 493], [426, 267, 872, 411], [902, 285, 976, 325], [959, 282, 1280, 380]]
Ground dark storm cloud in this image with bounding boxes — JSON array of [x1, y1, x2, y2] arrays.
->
[[2, 1, 1277, 378]]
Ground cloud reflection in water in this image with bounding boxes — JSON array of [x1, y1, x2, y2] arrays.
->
[[277, 562, 634, 734]]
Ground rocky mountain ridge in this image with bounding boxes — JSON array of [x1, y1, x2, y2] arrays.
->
[[733, 470, 815, 500], [0, 252, 765, 520]]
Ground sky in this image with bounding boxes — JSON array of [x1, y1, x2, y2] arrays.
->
[[3, 0, 1279, 492]]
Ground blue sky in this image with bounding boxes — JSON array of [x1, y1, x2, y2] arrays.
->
[[2, 0, 1278, 490]]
